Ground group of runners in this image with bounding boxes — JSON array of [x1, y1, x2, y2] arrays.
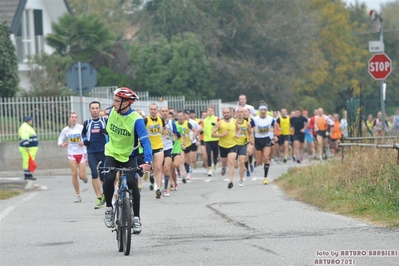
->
[[57, 88, 386, 232]]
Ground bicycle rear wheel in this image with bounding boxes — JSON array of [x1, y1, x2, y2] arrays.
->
[[121, 196, 132, 255]]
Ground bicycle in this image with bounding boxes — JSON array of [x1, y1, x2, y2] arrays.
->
[[97, 162, 143, 256]]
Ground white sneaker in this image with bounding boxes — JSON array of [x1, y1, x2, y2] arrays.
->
[[104, 207, 114, 228], [207, 170, 212, 177], [74, 195, 82, 203]]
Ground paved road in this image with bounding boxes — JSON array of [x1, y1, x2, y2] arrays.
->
[[1, 161, 398, 266]]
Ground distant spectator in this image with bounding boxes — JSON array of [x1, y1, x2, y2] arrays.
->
[[393, 108, 399, 131], [18, 116, 39, 180]]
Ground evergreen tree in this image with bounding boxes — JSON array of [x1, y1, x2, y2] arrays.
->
[[0, 22, 19, 97]]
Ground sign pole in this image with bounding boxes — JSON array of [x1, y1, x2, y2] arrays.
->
[[379, 14, 385, 126], [78, 61, 84, 123]]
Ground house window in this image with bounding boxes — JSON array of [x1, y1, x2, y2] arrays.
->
[[15, 9, 44, 63]]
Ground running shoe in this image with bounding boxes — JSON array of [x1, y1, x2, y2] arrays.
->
[[228, 182, 233, 189], [239, 180, 244, 187], [169, 185, 174, 191], [149, 184, 154, 190], [94, 198, 105, 209], [74, 195, 82, 203], [155, 189, 162, 199], [283, 158, 287, 163], [143, 171, 149, 181], [82, 177, 88, 183], [104, 207, 114, 228], [132, 216, 142, 234], [163, 189, 170, 197], [263, 178, 268, 185], [182, 178, 187, 184], [296, 159, 301, 164], [174, 184, 179, 191], [221, 167, 226, 176], [246, 169, 251, 177], [207, 170, 212, 177], [186, 173, 192, 180], [100, 194, 105, 205]]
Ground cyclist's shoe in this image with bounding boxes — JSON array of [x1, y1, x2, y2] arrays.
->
[[221, 167, 226, 176], [228, 182, 233, 189], [94, 198, 105, 209], [263, 178, 268, 185], [104, 207, 114, 228], [132, 216, 142, 234], [163, 189, 170, 197], [149, 184, 154, 190], [239, 180, 244, 187], [155, 189, 162, 199], [74, 195, 82, 203]]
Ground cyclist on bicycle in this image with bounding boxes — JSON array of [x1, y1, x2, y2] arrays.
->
[[103, 87, 152, 234]]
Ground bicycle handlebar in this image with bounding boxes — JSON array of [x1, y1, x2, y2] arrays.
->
[[96, 161, 144, 176]]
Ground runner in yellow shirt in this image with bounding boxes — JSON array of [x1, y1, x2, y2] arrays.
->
[[144, 103, 169, 199], [212, 108, 241, 189]]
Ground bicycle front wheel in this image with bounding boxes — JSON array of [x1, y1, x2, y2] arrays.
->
[[116, 201, 123, 252], [121, 196, 132, 255]]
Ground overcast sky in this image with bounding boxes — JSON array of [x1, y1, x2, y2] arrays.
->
[[344, 0, 393, 11]]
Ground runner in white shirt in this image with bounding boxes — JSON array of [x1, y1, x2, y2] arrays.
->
[[236, 94, 256, 118], [58, 112, 88, 203], [184, 110, 200, 178], [252, 105, 275, 185]]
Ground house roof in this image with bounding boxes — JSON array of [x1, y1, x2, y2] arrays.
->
[[0, 0, 72, 34], [0, 0, 27, 33]]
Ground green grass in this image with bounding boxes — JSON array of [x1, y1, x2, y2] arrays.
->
[[0, 189, 24, 200], [274, 148, 399, 228]]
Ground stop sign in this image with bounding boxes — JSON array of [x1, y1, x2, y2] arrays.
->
[[368, 53, 392, 80]]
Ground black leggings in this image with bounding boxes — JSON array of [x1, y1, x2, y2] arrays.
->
[[103, 156, 141, 218], [205, 141, 219, 167]]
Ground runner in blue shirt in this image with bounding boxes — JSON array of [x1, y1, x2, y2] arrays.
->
[[82, 101, 108, 209]]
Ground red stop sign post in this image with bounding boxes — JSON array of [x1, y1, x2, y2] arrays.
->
[[368, 53, 392, 80]]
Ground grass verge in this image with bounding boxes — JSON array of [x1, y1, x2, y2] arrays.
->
[[0, 189, 24, 200], [274, 147, 399, 228]]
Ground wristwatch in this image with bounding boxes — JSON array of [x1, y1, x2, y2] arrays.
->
[[144, 161, 153, 168]]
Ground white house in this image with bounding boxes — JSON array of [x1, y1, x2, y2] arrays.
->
[[0, 0, 71, 90]]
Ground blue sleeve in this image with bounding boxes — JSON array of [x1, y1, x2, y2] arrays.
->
[[250, 120, 255, 128], [172, 121, 178, 134], [134, 118, 153, 163], [81, 120, 88, 140], [172, 122, 181, 138]]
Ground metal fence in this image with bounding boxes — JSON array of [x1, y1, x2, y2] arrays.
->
[[0, 95, 227, 142], [346, 97, 399, 137], [0, 96, 71, 141]]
